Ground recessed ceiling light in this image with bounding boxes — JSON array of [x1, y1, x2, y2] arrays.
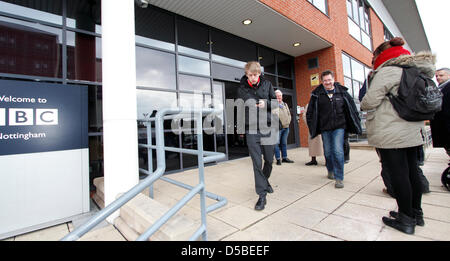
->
[[242, 19, 252, 25], [293, 42, 301, 47]]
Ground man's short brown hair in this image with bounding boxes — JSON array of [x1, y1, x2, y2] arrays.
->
[[321, 70, 334, 80]]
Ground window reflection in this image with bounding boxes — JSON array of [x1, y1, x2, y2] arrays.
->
[[278, 77, 293, 89], [66, 31, 101, 82], [136, 89, 177, 119], [136, 46, 176, 89], [0, 16, 62, 78], [179, 74, 211, 92], [277, 53, 293, 78], [178, 55, 210, 76], [0, 1, 62, 25]]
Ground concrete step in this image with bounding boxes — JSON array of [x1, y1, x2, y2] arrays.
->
[[78, 224, 126, 241], [120, 193, 200, 241], [350, 142, 374, 150], [114, 217, 139, 241]]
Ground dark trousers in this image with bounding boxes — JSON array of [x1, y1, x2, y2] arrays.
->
[[246, 133, 274, 196], [377, 148, 430, 197], [378, 146, 423, 217]]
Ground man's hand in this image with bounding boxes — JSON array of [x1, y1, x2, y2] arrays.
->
[[256, 100, 265, 108]]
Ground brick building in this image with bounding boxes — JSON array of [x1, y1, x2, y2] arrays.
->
[[0, 0, 430, 238]]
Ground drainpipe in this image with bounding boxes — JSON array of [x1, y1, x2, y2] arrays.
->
[[101, 0, 139, 222]]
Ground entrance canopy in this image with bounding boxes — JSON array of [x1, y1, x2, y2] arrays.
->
[[145, 0, 332, 57]]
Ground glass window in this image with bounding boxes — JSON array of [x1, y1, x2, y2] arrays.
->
[[342, 53, 371, 101], [342, 54, 351, 77], [179, 92, 209, 109], [352, 80, 361, 99], [135, 5, 175, 51], [0, 0, 62, 25], [177, 18, 209, 59], [384, 27, 393, 41], [211, 29, 257, 67], [278, 77, 293, 90], [264, 74, 276, 87], [0, 16, 62, 78], [178, 55, 210, 76], [66, 31, 102, 82], [308, 0, 328, 15], [361, 32, 372, 50], [136, 47, 176, 90], [347, 0, 372, 50], [88, 85, 103, 132], [276, 53, 293, 78], [178, 74, 211, 93], [136, 89, 177, 119], [66, 0, 101, 33], [258, 47, 275, 74], [351, 59, 365, 82], [211, 62, 244, 82], [348, 17, 361, 42]]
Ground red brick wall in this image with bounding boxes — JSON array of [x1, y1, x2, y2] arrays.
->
[[260, 0, 386, 146]]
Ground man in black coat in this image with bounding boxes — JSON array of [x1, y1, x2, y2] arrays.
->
[[430, 68, 450, 156], [237, 61, 277, 211], [306, 70, 361, 189]]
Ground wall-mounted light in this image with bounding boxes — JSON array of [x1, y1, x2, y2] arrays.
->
[[293, 42, 301, 47], [242, 19, 252, 25]]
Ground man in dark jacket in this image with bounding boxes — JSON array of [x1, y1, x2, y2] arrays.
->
[[430, 68, 450, 156], [237, 61, 277, 211], [306, 70, 361, 188]]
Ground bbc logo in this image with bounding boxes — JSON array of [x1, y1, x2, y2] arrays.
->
[[0, 108, 58, 126]]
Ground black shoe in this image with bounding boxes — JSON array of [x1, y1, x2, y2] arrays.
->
[[267, 184, 274, 193], [383, 212, 416, 234], [305, 160, 317, 166], [276, 159, 281, 165], [254, 195, 266, 210], [390, 209, 424, 226], [282, 158, 294, 163], [344, 160, 349, 164]]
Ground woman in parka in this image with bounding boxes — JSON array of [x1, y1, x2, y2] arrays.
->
[[361, 37, 435, 235]]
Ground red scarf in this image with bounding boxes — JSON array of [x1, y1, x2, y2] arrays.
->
[[247, 77, 260, 89], [373, 46, 411, 70]]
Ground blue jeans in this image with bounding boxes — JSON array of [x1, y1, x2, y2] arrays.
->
[[321, 128, 345, 181], [274, 128, 289, 160]]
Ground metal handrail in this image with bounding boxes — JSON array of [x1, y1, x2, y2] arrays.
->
[[61, 108, 226, 241]]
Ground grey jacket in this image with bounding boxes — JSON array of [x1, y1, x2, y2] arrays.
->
[[361, 52, 436, 149]]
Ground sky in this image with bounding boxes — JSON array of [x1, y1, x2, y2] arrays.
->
[[415, 0, 449, 70]]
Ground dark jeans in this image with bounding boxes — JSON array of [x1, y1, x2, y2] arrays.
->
[[274, 128, 289, 160], [378, 146, 423, 217], [246, 133, 274, 196], [321, 128, 345, 181]]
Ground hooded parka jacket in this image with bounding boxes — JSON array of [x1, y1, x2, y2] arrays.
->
[[361, 52, 436, 149]]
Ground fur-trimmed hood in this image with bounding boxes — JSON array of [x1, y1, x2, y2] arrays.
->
[[376, 51, 436, 78]]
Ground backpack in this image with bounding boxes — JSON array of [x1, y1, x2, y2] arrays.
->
[[387, 65, 443, 121], [442, 165, 450, 191]]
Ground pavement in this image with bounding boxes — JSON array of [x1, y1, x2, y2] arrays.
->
[[3, 146, 450, 241]]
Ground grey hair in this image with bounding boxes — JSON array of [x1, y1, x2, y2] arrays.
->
[[437, 68, 450, 74], [275, 90, 283, 95]]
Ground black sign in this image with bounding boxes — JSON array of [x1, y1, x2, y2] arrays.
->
[[0, 80, 88, 156]]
